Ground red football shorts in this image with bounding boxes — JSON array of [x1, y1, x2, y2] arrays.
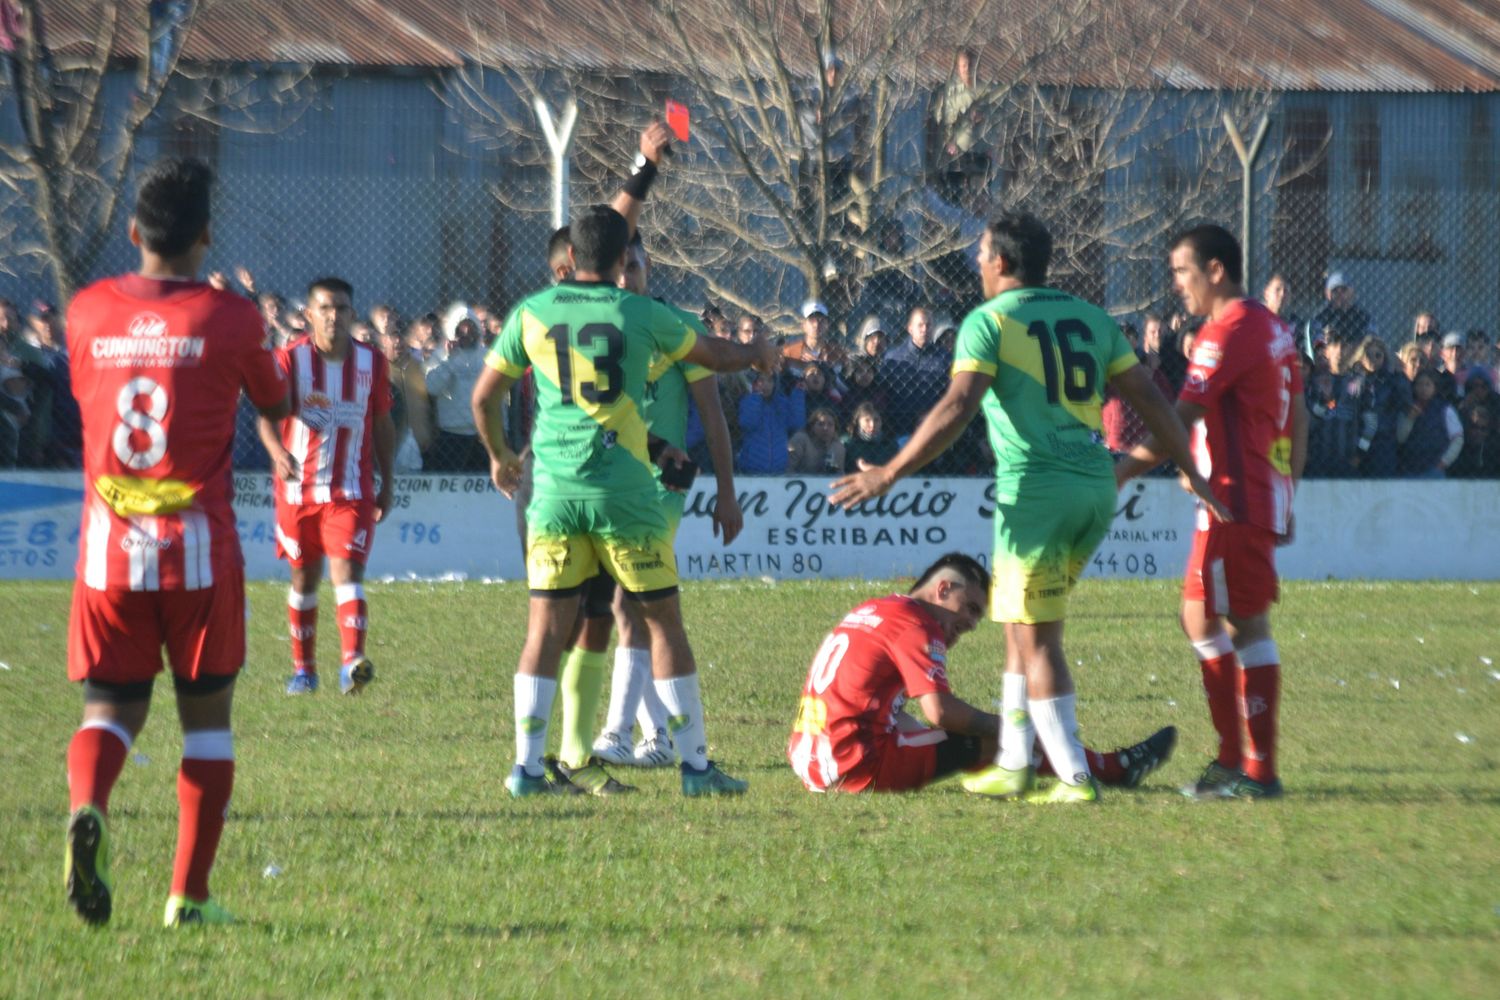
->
[[1182, 521, 1280, 618], [68, 565, 246, 685], [275, 500, 376, 566], [846, 728, 950, 792]]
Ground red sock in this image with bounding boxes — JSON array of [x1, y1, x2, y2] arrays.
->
[[289, 592, 318, 674], [67, 725, 130, 815], [335, 583, 367, 664], [1196, 648, 1243, 770], [172, 756, 235, 901], [1239, 663, 1281, 783], [1086, 747, 1125, 784]]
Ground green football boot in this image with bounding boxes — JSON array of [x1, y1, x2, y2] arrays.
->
[[64, 805, 112, 926], [164, 895, 235, 927], [960, 764, 1035, 800], [1024, 777, 1100, 804], [681, 761, 748, 797]]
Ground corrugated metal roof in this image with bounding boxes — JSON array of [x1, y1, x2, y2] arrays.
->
[[29, 0, 1500, 92]]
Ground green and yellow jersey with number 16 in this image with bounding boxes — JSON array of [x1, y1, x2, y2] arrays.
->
[[487, 279, 700, 499], [952, 286, 1138, 502]]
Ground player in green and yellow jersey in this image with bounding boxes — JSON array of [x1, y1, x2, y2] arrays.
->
[[580, 232, 744, 775], [472, 204, 778, 798], [831, 211, 1224, 803]]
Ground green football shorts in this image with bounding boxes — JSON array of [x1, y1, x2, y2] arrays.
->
[[990, 478, 1115, 624]]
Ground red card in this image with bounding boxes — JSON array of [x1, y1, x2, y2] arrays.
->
[[666, 99, 690, 142]]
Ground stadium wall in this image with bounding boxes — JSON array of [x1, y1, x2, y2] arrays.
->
[[2, 473, 1496, 583]]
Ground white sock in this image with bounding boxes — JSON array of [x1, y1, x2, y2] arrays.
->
[[513, 674, 557, 777], [636, 671, 670, 741], [997, 672, 1034, 770], [601, 646, 650, 741], [1030, 694, 1091, 785], [653, 673, 708, 770]]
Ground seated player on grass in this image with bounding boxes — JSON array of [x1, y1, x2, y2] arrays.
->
[[788, 553, 1176, 793]]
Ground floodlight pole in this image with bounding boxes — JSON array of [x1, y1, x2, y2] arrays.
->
[[535, 97, 578, 229], [1223, 112, 1270, 291]]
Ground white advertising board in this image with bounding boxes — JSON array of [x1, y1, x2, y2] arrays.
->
[[1, 472, 1496, 583]]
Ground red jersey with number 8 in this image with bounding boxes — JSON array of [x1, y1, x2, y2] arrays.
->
[[788, 594, 952, 792], [1177, 299, 1301, 535], [67, 275, 285, 591]]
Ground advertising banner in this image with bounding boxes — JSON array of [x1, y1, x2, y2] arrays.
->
[[1, 472, 1495, 583]]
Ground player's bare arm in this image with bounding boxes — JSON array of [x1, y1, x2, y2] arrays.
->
[[372, 410, 396, 523], [1110, 368, 1230, 523], [688, 375, 743, 544], [471, 365, 522, 498], [683, 331, 781, 375], [917, 691, 1000, 738], [256, 413, 297, 481], [611, 122, 672, 237], [829, 370, 990, 508]]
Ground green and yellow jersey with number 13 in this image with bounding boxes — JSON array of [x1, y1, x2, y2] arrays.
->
[[952, 286, 1138, 502], [487, 279, 701, 499]]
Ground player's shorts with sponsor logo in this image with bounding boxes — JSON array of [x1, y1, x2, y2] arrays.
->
[[68, 565, 246, 685], [525, 489, 677, 598], [789, 728, 985, 793], [275, 499, 377, 566], [1183, 520, 1279, 618], [990, 477, 1115, 623]]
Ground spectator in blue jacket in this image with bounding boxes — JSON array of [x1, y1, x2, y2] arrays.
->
[[737, 370, 805, 473]]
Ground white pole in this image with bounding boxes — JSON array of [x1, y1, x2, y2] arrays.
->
[[534, 97, 579, 230]]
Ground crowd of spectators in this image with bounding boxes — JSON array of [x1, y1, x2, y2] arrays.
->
[[4, 258, 1498, 481]]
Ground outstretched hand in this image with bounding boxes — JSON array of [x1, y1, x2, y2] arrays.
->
[[1180, 469, 1232, 524], [828, 460, 893, 509]]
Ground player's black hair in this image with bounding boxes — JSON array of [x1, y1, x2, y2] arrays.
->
[[910, 552, 990, 597], [546, 225, 571, 269], [1171, 223, 1243, 285], [307, 276, 354, 303], [985, 211, 1051, 287], [570, 205, 630, 274], [134, 157, 214, 257]]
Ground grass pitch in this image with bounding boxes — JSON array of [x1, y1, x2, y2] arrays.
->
[[2, 578, 1498, 998]]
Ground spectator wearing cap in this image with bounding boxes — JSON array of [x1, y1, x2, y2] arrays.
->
[[855, 315, 888, 360], [1436, 331, 1487, 405], [881, 305, 949, 438], [22, 299, 80, 466], [783, 299, 848, 369], [1308, 271, 1373, 349], [424, 305, 489, 472]]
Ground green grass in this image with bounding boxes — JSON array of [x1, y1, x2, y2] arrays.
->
[[2, 578, 1499, 998]]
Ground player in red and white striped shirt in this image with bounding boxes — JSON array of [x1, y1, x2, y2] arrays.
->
[[257, 278, 395, 696], [1117, 224, 1308, 800], [63, 158, 290, 927]]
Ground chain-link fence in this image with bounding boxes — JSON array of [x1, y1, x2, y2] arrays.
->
[[3, 87, 1499, 481]]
